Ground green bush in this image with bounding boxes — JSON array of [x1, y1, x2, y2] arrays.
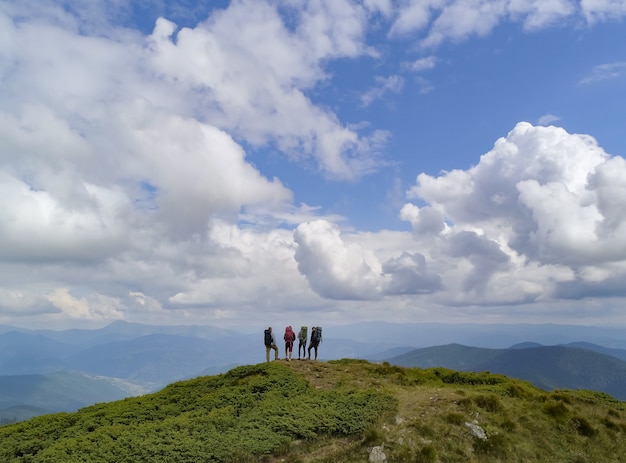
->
[[473, 432, 509, 457], [544, 401, 570, 419], [445, 412, 465, 425], [361, 426, 384, 446], [570, 416, 597, 437], [474, 394, 503, 413], [414, 444, 437, 463]]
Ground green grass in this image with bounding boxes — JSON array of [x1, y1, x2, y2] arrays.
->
[[1, 360, 625, 462]]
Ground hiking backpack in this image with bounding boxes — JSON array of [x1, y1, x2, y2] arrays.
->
[[298, 326, 308, 342], [312, 326, 322, 343], [264, 329, 272, 347], [284, 326, 295, 342]]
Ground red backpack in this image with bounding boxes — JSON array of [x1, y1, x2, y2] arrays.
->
[[284, 326, 295, 342]]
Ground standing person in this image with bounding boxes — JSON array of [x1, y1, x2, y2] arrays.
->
[[297, 326, 308, 360], [307, 326, 321, 360], [284, 325, 296, 361], [264, 327, 279, 362]]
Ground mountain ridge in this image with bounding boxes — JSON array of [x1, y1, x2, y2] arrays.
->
[[386, 343, 626, 400]]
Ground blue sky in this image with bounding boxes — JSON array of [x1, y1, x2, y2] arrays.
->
[[1, 0, 626, 331]]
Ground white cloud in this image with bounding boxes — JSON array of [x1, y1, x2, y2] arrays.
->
[[389, 0, 444, 37], [508, 0, 574, 29], [363, 0, 394, 17], [0, 2, 318, 326], [360, 75, 404, 106], [145, 0, 385, 179], [381, 251, 443, 295], [390, 0, 616, 48], [294, 220, 383, 300], [405, 56, 437, 72], [403, 122, 626, 305], [0, 289, 57, 315], [581, 0, 626, 23], [420, 0, 509, 48], [168, 221, 314, 309], [537, 113, 561, 125], [46, 288, 126, 321], [292, 219, 445, 301], [579, 62, 626, 84], [1, 1, 626, 329]]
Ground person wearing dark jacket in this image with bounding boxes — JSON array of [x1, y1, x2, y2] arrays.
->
[[264, 326, 279, 362], [307, 326, 320, 360]]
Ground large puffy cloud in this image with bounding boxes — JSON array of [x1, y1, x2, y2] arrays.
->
[[293, 220, 442, 299], [0, 1, 343, 326], [294, 220, 383, 300], [145, 0, 387, 179], [403, 122, 626, 305], [1, 0, 625, 329], [381, 251, 443, 295]]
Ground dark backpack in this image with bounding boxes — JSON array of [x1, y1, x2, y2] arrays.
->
[[312, 326, 322, 343], [264, 329, 272, 347]]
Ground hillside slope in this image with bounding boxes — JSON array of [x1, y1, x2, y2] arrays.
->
[[476, 346, 626, 399], [388, 344, 626, 400], [1, 360, 625, 462]]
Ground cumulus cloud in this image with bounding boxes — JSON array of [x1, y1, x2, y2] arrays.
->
[[293, 220, 445, 300], [403, 122, 626, 304], [447, 230, 511, 294], [294, 220, 382, 300], [0, 3, 309, 324], [46, 288, 126, 321], [0, 0, 394, 327], [381, 252, 443, 295], [1, 0, 625, 329], [146, 0, 385, 179], [167, 221, 315, 310]]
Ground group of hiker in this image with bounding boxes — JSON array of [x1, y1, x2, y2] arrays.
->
[[264, 325, 322, 362]]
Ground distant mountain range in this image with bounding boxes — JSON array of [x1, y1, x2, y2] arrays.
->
[[0, 371, 150, 423], [385, 343, 626, 400], [1, 320, 626, 422]]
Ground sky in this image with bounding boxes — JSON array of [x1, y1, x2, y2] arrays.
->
[[1, 0, 625, 331]]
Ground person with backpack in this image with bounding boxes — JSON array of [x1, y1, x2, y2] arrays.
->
[[283, 325, 296, 361], [264, 326, 279, 362], [307, 326, 322, 360], [297, 326, 307, 360]]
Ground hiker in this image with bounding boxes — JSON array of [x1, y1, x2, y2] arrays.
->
[[297, 326, 307, 359], [264, 326, 279, 362], [284, 325, 296, 360], [307, 326, 321, 360]]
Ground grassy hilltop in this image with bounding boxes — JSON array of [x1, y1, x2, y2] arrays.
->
[[0, 359, 625, 462]]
